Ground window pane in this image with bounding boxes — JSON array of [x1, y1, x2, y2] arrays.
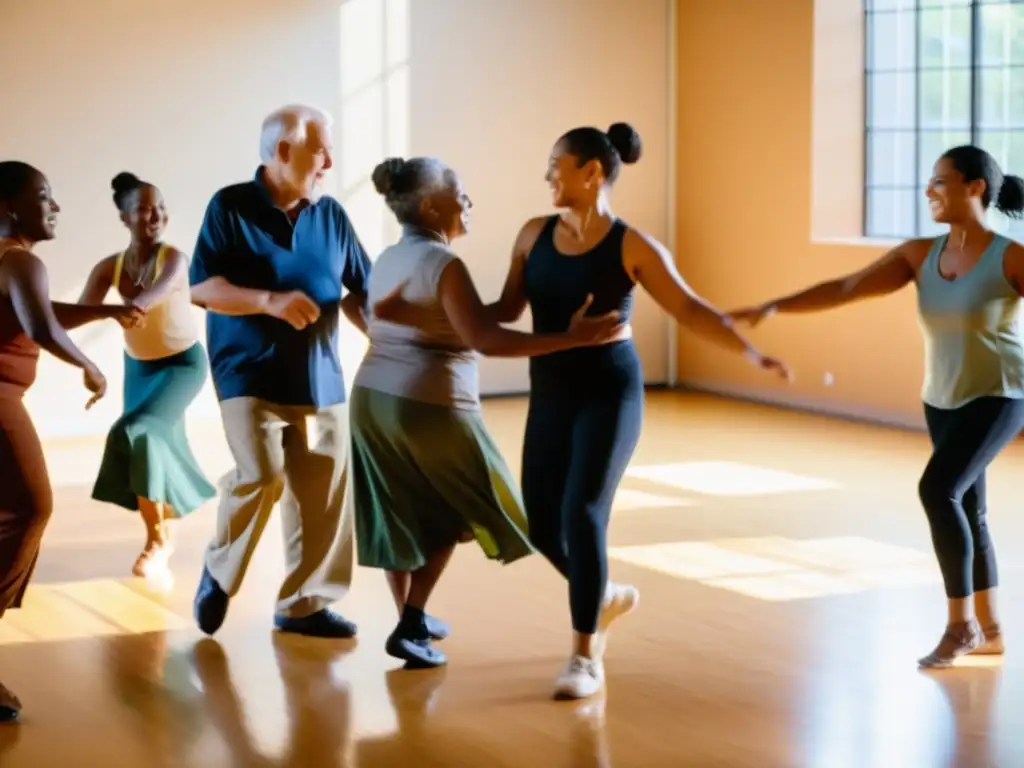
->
[[867, 130, 916, 187], [863, 1, 1020, 238], [919, 129, 972, 184], [339, 83, 384, 190], [978, 129, 1024, 177], [866, 11, 917, 71], [978, 67, 1024, 130], [919, 68, 972, 128], [340, 0, 385, 97], [978, 129, 1024, 238], [977, 2, 1024, 66], [920, 7, 972, 69], [866, 0, 917, 10], [868, 71, 917, 128], [385, 0, 409, 67], [866, 188, 917, 239]]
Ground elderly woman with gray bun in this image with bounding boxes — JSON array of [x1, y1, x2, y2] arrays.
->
[[350, 155, 621, 668]]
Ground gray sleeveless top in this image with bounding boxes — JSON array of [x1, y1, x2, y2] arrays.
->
[[917, 233, 1024, 409], [353, 227, 479, 410]]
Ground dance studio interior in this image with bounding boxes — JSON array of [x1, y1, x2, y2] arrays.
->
[[3, 0, 1022, 765]]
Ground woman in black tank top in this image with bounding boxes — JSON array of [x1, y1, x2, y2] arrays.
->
[[488, 122, 793, 700]]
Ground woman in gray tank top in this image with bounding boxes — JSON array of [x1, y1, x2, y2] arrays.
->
[[728, 145, 1024, 669], [349, 156, 622, 669]]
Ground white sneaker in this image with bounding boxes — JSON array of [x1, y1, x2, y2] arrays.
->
[[593, 582, 639, 659], [553, 654, 604, 700]]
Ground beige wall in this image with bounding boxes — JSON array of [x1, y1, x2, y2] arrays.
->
[[4, 0, 674, 439], [407, 0, 673, 395], [674, 0, 927, 429]]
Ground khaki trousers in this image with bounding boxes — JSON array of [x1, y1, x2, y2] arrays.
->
[[205, 397, 353, 618]]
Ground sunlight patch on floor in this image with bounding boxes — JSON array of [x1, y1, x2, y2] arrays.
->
[[614, 488, 693, 511], [625, 461, 839, 496], [0, 578, 188, 645], [609, 536, 939, 600]]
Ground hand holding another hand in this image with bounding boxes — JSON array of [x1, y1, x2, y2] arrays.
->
[[726, 303, 777, 329]]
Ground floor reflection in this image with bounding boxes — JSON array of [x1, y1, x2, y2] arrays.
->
[[9, 393, 1024, 766], [925, 665, 1002, 768], [192, 636, 353, 766]]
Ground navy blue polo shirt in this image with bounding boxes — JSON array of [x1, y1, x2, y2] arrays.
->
[[189, 168, 371, 407]]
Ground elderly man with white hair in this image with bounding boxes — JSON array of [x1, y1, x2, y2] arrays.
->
[[188, 104, 371, 638]]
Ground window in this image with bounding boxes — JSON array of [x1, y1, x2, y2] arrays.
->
[[864, 0, 1024, 239]]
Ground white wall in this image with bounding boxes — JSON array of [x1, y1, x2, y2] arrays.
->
[[3, 0, 672, 439]]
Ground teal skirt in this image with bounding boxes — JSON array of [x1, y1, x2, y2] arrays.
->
[[91, 343, 216, 517], [350, 386, 534, 571]]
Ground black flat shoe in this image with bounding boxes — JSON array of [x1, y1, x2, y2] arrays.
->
[[193, 566, 230, 636], [274, 609, 358, 639]]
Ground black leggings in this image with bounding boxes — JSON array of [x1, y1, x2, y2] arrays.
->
[[521, 342, 644, 634], [920, 396, 1024, 599]]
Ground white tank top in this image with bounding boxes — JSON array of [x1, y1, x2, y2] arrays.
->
[[114, 244, 198, 361]]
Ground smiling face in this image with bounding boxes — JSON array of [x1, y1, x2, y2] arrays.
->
[[926, 155, 986, 224], [275, 120, 334, 200], [544, 140, 601, 209], [120, 184, 167, 245], [419, 169, 473, 242], [2, 169, 60, 243]]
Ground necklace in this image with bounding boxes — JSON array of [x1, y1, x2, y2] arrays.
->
[[124, 244, 159, 287]]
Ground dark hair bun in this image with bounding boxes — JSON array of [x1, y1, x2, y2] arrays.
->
[[111, 172, 142, 196], [111, 171, 145, 211], [997, 174, 1024, 219], [606, 123, 642, 165], [372, 158, 407, 197]]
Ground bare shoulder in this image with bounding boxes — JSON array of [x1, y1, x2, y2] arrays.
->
[[891, 237, 934, 270], [623, 225, 667, 256], [512, 215, 553, 259], [1002, 238, 1024, 263], [621, 226, 671, 279], [0, 246, 43, 273], [1000, 238, 1024, 284], [96, 252, 120, 270], [161, 245, 189, 265], [0, 247, 46, 294]]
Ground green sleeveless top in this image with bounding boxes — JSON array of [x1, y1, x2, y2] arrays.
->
[[917, 233, 1024, 409]]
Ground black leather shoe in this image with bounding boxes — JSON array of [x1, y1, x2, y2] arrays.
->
[[274, 609, 357, 639], [193, 566, 230, 636]]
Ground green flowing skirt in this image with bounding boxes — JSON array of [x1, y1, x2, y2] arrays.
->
[[350, 386, 534, 571], [91, 343, 216, 517]]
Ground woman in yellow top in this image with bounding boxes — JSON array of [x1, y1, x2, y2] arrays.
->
[[79, 172, 215, 577]]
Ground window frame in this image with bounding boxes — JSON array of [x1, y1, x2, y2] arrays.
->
[[862, 0, 1024, 239]]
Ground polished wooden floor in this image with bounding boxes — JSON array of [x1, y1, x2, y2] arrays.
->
[[1, 391, 1021, 767]]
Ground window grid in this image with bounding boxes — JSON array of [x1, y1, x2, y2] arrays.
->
[[864, 0, 1024, 239]]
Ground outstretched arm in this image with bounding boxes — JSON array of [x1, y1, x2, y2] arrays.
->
[[49, 254, 137, 330], [51, 302, 140, 330], [625, 229, 787, 377], [730, 239, 926, 325]]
